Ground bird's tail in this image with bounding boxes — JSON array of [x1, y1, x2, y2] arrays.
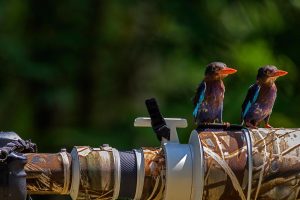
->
[[241, 120, 245, 126], [240, 111, 246, 126]]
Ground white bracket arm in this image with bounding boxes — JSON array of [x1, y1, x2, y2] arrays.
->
[[134, 117, 188, 144]]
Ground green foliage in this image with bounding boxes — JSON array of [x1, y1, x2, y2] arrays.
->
[[0, 1, 299, 199]]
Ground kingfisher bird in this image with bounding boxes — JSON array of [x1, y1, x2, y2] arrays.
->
[[192, 62, 237, 125], [241, 65, 288, 128]]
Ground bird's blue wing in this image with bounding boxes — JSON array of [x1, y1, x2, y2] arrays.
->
[[241, 83, 260, 120], [193, 81, 206, 118]]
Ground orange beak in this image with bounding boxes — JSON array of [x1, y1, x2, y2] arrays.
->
[[219, 67, 237, 75], [272, 69, 288, 77]]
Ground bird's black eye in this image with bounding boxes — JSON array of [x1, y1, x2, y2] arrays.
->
[[264, 69, 271, 75], [214, 66, 221, 71]]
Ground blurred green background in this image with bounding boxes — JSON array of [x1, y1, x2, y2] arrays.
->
[[0, 0, 300, 199]]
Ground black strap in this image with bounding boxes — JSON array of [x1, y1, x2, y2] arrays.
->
[[145, 98, 170, 141]]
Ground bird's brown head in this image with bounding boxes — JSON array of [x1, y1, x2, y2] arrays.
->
[[257, 65, 288, 85], [205, 62, 237, 80]]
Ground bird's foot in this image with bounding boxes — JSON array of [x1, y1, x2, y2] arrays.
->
[[245, 121, 258, 129], [265, 123, 273, 128], [223, 122, 231, 128]]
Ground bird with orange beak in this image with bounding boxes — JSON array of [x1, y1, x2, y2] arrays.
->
[[241, 65, 288, 128], [193, 62, 237, 125]]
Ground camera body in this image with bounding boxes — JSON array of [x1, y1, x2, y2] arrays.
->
[[0, 132, 27, 200]]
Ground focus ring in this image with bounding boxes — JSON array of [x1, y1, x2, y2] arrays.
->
[[119, 151, 137, 199]]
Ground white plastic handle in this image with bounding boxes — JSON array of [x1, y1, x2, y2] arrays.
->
[[134, 117, 188, 143]]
